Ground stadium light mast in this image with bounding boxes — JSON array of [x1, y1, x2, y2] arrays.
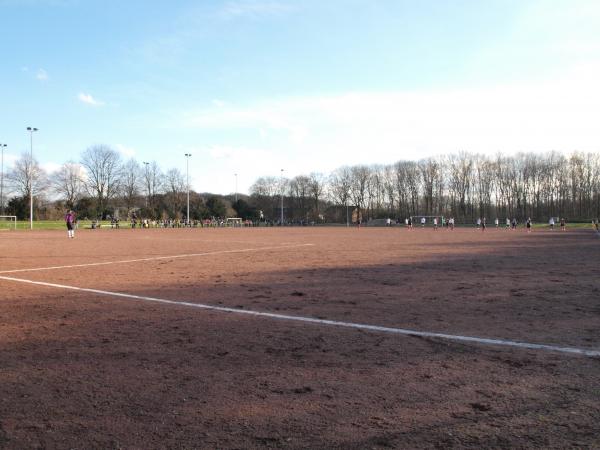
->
[[26, 127, 38, 230], [234, 173, 238, 203], [280, 169, 284, 225], [185, 153, 191, 225], [0, 143, 6, 216]]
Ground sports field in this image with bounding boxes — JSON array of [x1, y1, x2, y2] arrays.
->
[[1, 227, 599, 448]]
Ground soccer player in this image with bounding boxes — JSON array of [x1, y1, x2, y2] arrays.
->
[[506, 217, 510, 229], [526, 217, 532, 233], [433, 217, 438, 230], [476, 217, 481, 229], [494, 218, 499, 228], [560, 217, 566, 231], [549, 217, 555, 230], [481, 217, 487, 231], [421, 217, 426, 227], [65, 210, 75, 239]]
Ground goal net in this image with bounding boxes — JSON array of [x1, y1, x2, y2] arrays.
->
[[0, 215, 17, 230], [226, 217, 243, 227]]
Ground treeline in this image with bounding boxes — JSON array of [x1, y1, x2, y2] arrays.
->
[[251, 151, 600, 223], [1, 144, 250, 221], [2, 147, 599, 223]]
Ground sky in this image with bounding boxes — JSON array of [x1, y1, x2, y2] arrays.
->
[[1, 0, 600, 195]]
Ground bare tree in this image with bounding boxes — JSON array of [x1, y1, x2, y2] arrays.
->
[[164, 168, 186, 217], [120, 159, 142, 213], [52, 162, 85, 209], [448, 152, 474, 219], [250, 176, 280, 220], [395, 161, 420, 217], [382, 165, 397, 217], [366, 165, 386, 218], [142, 161, 162, 215], [8, 153, 47, 198], [308, 172, 326, 219], [329, 167, 352, 224], [349, 165, 371, 222], [419, 157, 442, 215], [81, 145, 122, 217], [289, 175, 311, 220], [473, 155, 494, 219]]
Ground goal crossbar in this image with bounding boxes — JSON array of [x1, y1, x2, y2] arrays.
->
[[0, 215, 17, 230]]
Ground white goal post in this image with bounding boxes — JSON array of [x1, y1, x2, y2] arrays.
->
[[0, 215, 17, 230], [226, 217, 243, 227]]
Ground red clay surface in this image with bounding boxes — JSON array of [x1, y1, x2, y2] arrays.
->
[[1, 226, 599, 448]]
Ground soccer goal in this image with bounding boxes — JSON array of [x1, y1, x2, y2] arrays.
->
[[226, 217, 243, 227], [411, 215, 445, 227], [0, 215, 17, 230]]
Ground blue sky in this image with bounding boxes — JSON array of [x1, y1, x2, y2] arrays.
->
[[1, 0, 599, 194]]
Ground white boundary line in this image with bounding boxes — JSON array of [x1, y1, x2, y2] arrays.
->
[[0, 243, 315, 275], [1, 274, 598, 358]]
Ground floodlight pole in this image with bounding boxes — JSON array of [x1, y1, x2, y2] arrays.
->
[[185, 153, 191, 225], [26, 127, 38, 230], [280, 169, 284, 225], [0, 143, 6, 216], [234, 173, 238, 203]]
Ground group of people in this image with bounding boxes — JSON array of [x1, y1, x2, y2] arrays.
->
[[477, 217, 567, 232], [65, 209, 589, 238], [548, 217, 568, 231], [400, 217, 456, 230], [388, 216, 571, 232]]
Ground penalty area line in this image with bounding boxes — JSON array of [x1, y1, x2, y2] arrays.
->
[[0, 274, 598, 358], [0, 243, 315, 275]]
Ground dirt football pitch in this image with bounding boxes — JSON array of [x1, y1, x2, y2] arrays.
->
[[1, 226, 599, 449]]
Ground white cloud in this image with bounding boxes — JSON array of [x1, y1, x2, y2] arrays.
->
[[174, 144, 280, 194], [78, 92, 104, 107], [36, 69, 48, 81], [183, 63, 600, 177], [1, 151, 19, 170], [41, 161, 61, 174], [115, 144, 136, 158]]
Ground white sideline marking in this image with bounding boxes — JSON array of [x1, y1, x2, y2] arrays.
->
[[0, 275, 598, 358], [0, 243, 314, 274]]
